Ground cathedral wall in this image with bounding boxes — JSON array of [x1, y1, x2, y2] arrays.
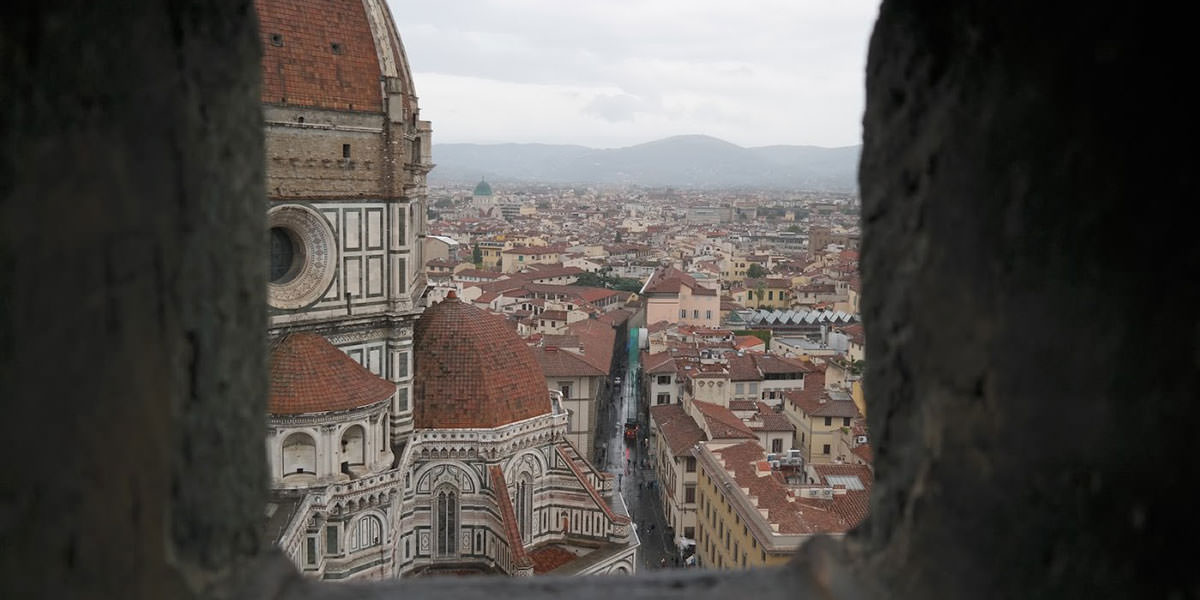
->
[[268, 402, 394, 487], [264, 106, 389, 199], [268, 200, 419, 325]]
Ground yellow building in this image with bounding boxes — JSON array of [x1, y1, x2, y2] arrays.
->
[[649, 403, 708, 549], [851, 379, 865, 419], [781, 372, 862, 465], [740, 278, 794, 310], [720, 255, 752, 285], [501, 246, 561, 273], [475, 239, 509, 269], [693, 441, 871, 569]]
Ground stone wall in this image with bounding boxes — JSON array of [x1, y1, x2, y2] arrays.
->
[[0, 0, 267, 597], [858, 2, 1197, 598]]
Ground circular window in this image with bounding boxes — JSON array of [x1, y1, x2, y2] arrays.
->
[[269, 227, 303, 284], [267, 205, 338, 310]]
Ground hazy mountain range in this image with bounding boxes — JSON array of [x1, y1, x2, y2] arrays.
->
[[428, 135, 860, 192]]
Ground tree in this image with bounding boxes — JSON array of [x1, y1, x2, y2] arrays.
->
[[747, 263, 767, 279], [609, 277, 643, 293], [576, 271, 606, 288], [614, 230, 623, 244], [472, 243, 482, 267], [787, 224, 802, 233]]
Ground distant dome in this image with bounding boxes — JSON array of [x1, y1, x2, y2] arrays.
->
[[269, 333, 395, 415], [413, 296, 550, 429], [473, 179, 493, 197]]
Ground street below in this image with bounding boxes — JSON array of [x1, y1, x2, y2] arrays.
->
[[597, 337, 680, 572]]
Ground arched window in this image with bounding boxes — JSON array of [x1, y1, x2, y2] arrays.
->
[[341, 424, 365, 466], [435, 488, 458, 557], [281, 432, 316, 476], [349, 514, 382, 552], [515, 474, 533, 543]]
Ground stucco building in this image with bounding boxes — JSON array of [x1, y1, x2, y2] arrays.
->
[[641, 266, 721, 328]]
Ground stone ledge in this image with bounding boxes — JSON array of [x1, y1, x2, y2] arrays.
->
[[229, 537, 872, 600]]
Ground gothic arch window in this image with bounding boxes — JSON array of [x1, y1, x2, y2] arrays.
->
[[435, 486, 458, 558], [349, 514, 383, 552], [515, 473, 533, 543], [281, 432, 316, 476]]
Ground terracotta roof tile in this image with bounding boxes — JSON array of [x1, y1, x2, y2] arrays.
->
[[851, 443, 873, 464], [414, 297, 550, 429], [488, 466, 533, 570], [693, 401, 757, 440], [643, 267, 717, 296], [710, 442, 858, 535], [728, 400, 758, 411], [256, 0, 387, 112], [727, 354, 763, 382], [268, 333, 394, 415], [734, 335, 766, 351], [529, 545, 577, 574], [751, 402, 795, 432], [810, 463, 874, 528], [785, 380, 861, 419], [533, 347, 606, 377], [650, 404, 707, 456], [564, 319, 615, 374]]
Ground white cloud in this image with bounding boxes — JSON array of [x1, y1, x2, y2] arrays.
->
[[393, 0, 879, 147]]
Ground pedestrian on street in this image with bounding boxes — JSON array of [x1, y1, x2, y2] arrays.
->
[[659, 557, 667, 569]]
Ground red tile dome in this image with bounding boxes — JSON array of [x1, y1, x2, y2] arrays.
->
[[414, 297, 551, 429], [269, 333, 395, 415], [255, 0, 416, 113]]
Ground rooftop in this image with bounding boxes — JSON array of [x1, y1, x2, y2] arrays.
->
[[268, 333, 394, 415], [413, 296, 550, 429]]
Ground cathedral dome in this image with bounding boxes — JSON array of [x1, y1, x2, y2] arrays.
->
[[256, 0, 416, 113], [269, 333, 395, 415], [473, 179, 493, 196], [413, 295, 550, 429]]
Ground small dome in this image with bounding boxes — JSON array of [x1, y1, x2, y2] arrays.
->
[[473, 179, 493, 197], [414, 296, 550, 429], [269, 333, 395, 415]]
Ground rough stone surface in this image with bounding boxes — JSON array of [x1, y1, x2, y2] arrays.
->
[[859, 2, 1198, 598], [0, 1, 266, 597]]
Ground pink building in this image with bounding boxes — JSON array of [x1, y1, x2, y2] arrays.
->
[[641, 267, 721, 328]]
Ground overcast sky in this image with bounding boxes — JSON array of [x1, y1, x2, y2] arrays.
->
[[390, 0, 879, 149]]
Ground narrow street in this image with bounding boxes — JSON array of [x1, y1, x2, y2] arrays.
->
[[597, 331, 678, 572]]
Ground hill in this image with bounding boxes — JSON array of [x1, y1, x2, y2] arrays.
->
[[429, 135, 860, 191]]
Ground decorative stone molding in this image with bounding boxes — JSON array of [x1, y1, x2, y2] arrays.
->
[[268, 204, 338, 310]]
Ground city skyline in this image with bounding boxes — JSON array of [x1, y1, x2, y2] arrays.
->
[[393, 0, 879, 149]]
